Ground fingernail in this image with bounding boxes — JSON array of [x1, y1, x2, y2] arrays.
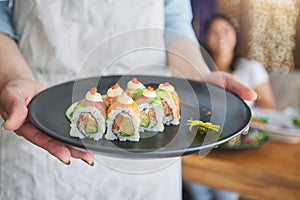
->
[[256, 94, 261, 101], [59, 159, 71, 165], [1, 123, 6, 131], [81, 159, 94, 167], [1, 117, 9, 131]]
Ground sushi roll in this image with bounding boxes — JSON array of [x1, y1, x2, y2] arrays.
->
[[69, 87, 106, 140], [105, 92, 141, 141], [126, 77, 146, 99], [104, 83, 123, 108], [134, 86, 164, 132], [156, 82, 180, 125]]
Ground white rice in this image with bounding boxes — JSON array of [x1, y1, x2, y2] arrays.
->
[[70, 107, 106, 140], [105, 107, 140, 142], [138, 103, 164, 132]]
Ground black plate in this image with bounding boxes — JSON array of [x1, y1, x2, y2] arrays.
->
[[28, 75, 251, 158], [217, 128, 269, 151]]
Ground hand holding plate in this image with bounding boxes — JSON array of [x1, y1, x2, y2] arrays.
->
[[204, 71, 258, 101], [0, 78, 94, 165]]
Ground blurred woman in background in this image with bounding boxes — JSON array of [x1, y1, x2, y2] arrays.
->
[[184, 13, 275, 200], [203, 14, 275, 109]]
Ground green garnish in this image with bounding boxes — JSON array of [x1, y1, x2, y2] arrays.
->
[[150, 96, 162, 106], [187, 120, 220, 134], [293, 117, 300, 129], [252, 117, 268, 124], [131, 89, 143, 99], [245, 130, 268, 145], [65, 102, 79, 121], [156, 89, 171, 98], [102, 94, 111, 108]]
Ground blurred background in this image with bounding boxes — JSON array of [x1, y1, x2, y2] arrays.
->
[[191, 0, 300, 109]]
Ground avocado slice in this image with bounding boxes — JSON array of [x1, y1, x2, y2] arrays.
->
[[85, 117, 98, 134], [119, 115, 135, 136], [65, 102, 79, 120], [77, 112, 98, 134], [140, 111, 150, 128]]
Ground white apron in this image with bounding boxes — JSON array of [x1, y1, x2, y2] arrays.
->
[[0, 1, 181, 200]]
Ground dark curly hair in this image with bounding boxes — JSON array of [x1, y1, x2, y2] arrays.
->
[[203, 14, 240, 72]]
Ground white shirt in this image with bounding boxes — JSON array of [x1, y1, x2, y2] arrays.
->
[[232, 58, 269, 107], [232, 58, 269, 89]]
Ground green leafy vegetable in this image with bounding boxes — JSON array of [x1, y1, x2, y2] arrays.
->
[[293, 117, 300, 129], [252, 117, 268, 124], [245, 130, 268, 145]]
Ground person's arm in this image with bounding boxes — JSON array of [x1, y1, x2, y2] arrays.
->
[[0, 1, 36, 119], [0, 4, 94, 165], [243, 60, 276, 108], [164, 0, 257, 101], [164, 0, 210, 79], [251, 63, 276, 108], [254, 81, 276, 108], [0, 34, 95, 165], [0, 34, 35, 86]]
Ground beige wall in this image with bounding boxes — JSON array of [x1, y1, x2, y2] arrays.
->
[[216, 0, 300, 71], [295, 1, 300, 70]]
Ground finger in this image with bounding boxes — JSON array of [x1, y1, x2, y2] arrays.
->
[[226, 77, 257, 101], [15, 122, 71, 163], [68, 147, 95, 166], [0, 79, 45, 131], [0, 111, 8, 121], [203, 72, 258, 101], [0, 82, 27, 130], [1, 99, 28, 130], [0, 88, 28, 130]]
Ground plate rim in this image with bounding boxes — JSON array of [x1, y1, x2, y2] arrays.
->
[[217, 128, 269, 151], [28, 75, 252, 158]]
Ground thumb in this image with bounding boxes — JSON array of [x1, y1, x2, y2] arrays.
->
[[2, 99, 28, 131], [226, 77, 258, 101], [1, 78, 45, 131]]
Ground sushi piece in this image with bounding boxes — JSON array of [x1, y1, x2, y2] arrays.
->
[[104, 83, 123, 108], [105, 92, 141, 141], [126, 77, 146, 99], [134, 86, 164, 132], [156, 82, 180, 125], [68, 87, 106, 140]]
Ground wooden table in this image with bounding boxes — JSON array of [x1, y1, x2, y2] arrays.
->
[[182, 141, 300, 200]]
